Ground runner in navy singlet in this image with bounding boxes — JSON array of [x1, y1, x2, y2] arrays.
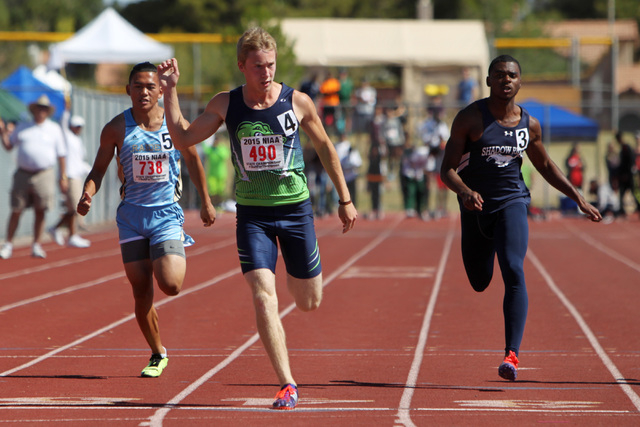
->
[[158, 27, 357, 409], [440, 55, 602, 381]]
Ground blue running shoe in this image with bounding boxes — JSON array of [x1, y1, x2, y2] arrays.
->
[[498, 350, 519, 381], [272, 383, 298, 410]]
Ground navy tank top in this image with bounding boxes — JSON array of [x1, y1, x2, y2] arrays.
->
[[456, 99, 531, 213], [225, 84, 309, 206]]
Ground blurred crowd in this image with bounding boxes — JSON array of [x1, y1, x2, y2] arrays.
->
[[299, 67, 477, 221]]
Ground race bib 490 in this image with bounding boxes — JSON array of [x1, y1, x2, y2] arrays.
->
[[241, 135, 284, 171]]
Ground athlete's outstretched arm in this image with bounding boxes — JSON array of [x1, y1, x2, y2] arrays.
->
[[293, 90, 357, 233], [158, 58, 226, 150], [182, 146, 216, 227], [77, 115, 122, 216], [525, 116, 602, 222]]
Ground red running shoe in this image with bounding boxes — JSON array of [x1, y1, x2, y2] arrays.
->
[[272, 383, 298, 410], [498, 350, 519, 381]]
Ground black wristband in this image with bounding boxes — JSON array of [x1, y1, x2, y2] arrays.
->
[[338, 200, 352, 206]]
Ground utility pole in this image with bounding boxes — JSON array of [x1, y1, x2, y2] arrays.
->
[[416, 0, 433, 20]]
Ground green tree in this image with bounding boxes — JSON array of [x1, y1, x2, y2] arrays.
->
[[0, 0, 103, 81], [120, 0, 303, 103], [0, 0, 102, 31], [280, 0, 416, 18]]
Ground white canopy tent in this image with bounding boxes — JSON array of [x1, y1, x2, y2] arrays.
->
[[49, 7, 173, 66]]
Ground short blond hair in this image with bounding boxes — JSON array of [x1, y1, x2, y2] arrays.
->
[[237, 27, 277, 63]]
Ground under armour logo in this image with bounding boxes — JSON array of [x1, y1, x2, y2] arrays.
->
[[504, 131, 513, 137]]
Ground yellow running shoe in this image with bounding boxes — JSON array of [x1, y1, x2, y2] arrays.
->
[[141, 354, 168, 378]]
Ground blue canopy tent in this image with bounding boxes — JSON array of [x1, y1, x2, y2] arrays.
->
[[519, 99, 599, 141], [0, 66, 65, 121]]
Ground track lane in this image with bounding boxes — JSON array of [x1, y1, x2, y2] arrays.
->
[[2, 214, 640, 426], [403, 216, 640, 426]]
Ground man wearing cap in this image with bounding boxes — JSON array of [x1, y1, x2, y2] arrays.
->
[[49, 99, 91, 248], [0, 94, 68, 259]]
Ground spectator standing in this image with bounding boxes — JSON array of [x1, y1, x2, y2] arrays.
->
[[634, 131, 640, 205], [334, 132, 362, 208], [564, 142, 584, 191], [418, 104, 450, 218], [588, 179, 618, 223], [338, 68, 354, 134], [605, 141, 619, 189], [0, 95, 68, 259], [299, 73, 320, 105], [457, 67, 479, 108], [202, 132, 232, 210], [319, 72, 341, 136], [354, 79, 377, 134], [49, 99, 92, 248], [381, 105, 406, 181], [400, 142, 429, 219], [366, 106, 387, 220], [615, 131, 640, 216]]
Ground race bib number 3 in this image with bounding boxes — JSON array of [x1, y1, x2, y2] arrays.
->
[[241, 135, 285, 171], [133, 152, 170, 183], [516, 128, 530, 151]]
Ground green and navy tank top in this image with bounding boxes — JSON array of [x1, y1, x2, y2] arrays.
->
[[456, 98, 531, 213], [225, 84, 309, 206], [118, 109, 183, 207]]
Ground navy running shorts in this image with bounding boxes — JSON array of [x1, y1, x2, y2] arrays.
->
[[235, 199, 321, 279]]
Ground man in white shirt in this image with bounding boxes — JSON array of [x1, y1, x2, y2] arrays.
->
[[0, 94, 68, 259], [418, 105, 450, 218]]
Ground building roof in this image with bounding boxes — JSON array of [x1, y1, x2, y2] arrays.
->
[[280, 18, 489, 71]]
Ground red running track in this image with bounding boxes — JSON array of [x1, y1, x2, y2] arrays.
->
[[1, 211, 639, 426]]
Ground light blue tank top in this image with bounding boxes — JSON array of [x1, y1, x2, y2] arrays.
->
[[118, 109, 183, 207]]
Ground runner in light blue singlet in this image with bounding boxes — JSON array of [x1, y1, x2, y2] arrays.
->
[[77, 62, 215, 379], [116, 108, 193, 247]]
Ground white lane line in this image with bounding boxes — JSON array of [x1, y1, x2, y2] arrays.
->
[[0, 249, 121, 281], [146, 217, 404, 427], [565, 223, 640, 274], [341, 266, 435, 279], [527, 248, 640, 412], [0, 406, 631, 414], [395, 217, 456, 427], [0, 267, 240, 377], [0, 272, 125, 313], [0, 238, 236, 314]]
